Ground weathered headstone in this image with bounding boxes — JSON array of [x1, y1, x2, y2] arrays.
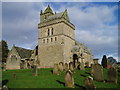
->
[[80, 57, 85, 70], [75, 61, 79, 69], [58, 62, 64, 72], [53, 64, 59, 75], [85, 61, 90, 68], [65, 70, 74, 88], [80, 62, 85, 70], [64, 63, 69, 72], [69, 62, 74, 72], [13, 73, 16, 79], [107, 62, 112, 69], [84, 76, 96, 90], [107, 67, 117, 84], [91, 59, 104, 82], [32, 65, 38, 76], [2, 80, 9, 90], [2, 85, 8, 90], [77, 62, 81, 70]]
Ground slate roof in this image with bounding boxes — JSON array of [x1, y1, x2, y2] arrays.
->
[[42, 12, 65, 23], [14, 46, 32, 59], [74, 41, 92, 55], [48, 12, 64, 20], [41, 5, 70, 23]]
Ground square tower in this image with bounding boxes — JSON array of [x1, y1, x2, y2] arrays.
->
[[38, 5, 75, 68]]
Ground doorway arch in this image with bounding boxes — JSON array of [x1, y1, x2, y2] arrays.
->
[[73, 54, 78, 68]]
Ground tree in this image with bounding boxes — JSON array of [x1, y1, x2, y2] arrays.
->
[[101, 55, 107, 68], [2, 40, 9, 63]]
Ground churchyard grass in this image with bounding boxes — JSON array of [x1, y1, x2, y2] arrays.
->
[[2, 68, 119, 88]]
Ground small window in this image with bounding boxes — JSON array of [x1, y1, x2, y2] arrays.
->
[[11, 55, 17, 61], [51, 28, 53, 35], [51, 38, 53, 42], [55, 37, 57, 41], [47, 38, 49, 43], [48, 29, 50, 36], [43, 39, 45, 43]]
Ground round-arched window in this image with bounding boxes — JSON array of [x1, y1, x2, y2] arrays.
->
[[48, 28, 50, 36], [11, 55, 17, 61], [51, 27, 53, 35]]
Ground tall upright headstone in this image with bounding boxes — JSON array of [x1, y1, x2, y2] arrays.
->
[[69, 62, 74, 72], [58, 62, 64, 72], [32, 65, 38, 76], [107, 67, 117, 84], [91, 59, 104, 82], [80, 57, 85, 70], [84, 76, 96, 90], [53, 64, 59, 75], [65, 70, 74, 88], [75, 61, 79, 69], [64, 63, 69, 72]]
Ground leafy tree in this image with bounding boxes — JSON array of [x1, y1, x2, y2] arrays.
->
[[2, 40, 9, 63], [101, 55, 107, 68]]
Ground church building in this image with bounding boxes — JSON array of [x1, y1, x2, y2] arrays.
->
[[38, 5, 93, 68], [6, 5, 93, 69]]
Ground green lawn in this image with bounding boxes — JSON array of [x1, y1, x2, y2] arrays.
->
[[2, 68, 119, 88]]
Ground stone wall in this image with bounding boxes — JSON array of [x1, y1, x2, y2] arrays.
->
[[6, 47, 21, 69]]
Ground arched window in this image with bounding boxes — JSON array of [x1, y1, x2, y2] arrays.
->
[[55, 37, 57, 41], [43, 39, 45, 43], [11, 55, 17, 61], [48, 28, 50, 36], [51, 28, 53, 35], [51, 38, 53, 42], [47, 38, 49, 43]]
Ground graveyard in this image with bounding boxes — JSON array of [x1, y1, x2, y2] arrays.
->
[[1, 3, 119, 89], [2, 68, 119, 88]]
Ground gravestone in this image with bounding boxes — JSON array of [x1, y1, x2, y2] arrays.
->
[[2, 80, 9, 90], [58, 62, 64, 72], [77, 62, 81, 70], [53, 64, 59, 75], [2, 85, 8, 90], [75, 61, 79, 69], [13, 73, 16, 79], [107, 62, 112, 69], [91, 59, 104, 82], [85, 61, 90, 68], [69, 62, 74, 72], [32, 65, 38, 76], [65, 70, 74, 88], [107, 67, 117, 84], [84, 76, 96, 90], [80, 57, 85, 70], [80, 62, 85, 70], [64, 63, 69, 72]]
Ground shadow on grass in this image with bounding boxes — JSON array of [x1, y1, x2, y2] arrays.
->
[[56, 80, 85, 89], [56, 80, 65, 87], [51, 70, 53, 74], [75, 83, 85, 89]]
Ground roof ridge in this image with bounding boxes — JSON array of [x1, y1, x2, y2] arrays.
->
[[14, 46, 32, 51]]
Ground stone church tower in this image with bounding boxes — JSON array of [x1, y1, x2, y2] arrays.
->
[[38, 5, 93, 68]]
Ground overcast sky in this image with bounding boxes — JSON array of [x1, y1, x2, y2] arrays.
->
[[1, 2, 118, 62]]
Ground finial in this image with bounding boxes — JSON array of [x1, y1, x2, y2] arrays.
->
[[48, 4, 50, 7], [40, 10, 43, 15], [13, 44, 15, 47], [55, 12, 56, 14]]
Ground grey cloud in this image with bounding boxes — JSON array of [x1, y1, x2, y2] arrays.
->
[[2, 2, 118, 61]]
